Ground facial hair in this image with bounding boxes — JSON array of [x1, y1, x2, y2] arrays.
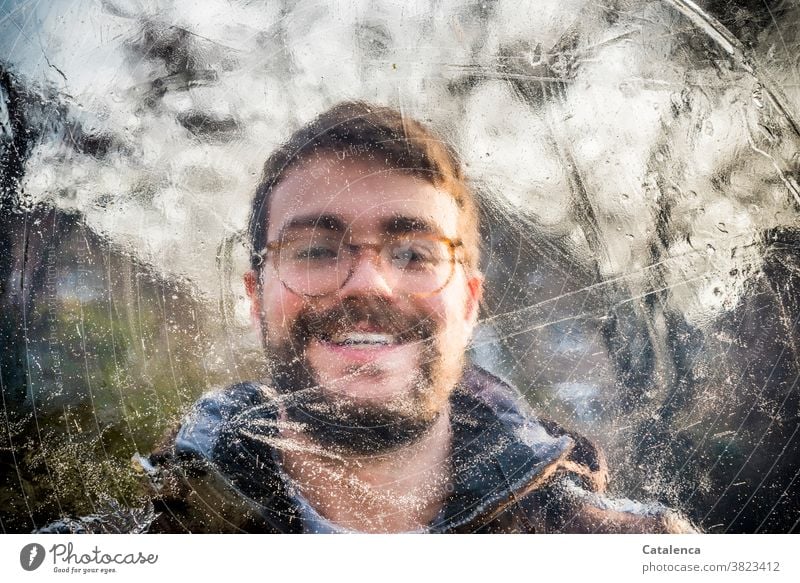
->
[[263, 296, 458, 456]]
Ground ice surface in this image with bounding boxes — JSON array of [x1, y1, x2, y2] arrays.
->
[[1, 0, 799, 532]]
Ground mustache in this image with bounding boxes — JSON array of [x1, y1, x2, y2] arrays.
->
[[290, 296, 436, 345]]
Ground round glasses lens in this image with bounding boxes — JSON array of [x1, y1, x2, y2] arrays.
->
[[276, 236, 349, 296], [386, 238, 453, 294]]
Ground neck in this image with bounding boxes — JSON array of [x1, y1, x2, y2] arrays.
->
[[279, 407, 452, 533]]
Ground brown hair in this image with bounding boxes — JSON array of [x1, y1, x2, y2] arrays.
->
[[247, 100, 480, 271]]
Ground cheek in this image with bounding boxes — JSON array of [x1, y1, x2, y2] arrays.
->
[[260, 280, 305, 337], [426, 293, 472, 347]]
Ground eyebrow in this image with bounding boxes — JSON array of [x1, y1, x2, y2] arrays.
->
[[277, 213, 442, 239], [381, 215, 438, 236], [278, 214, 346, 236]]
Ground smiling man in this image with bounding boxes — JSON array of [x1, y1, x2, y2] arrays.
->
[[146, 102, 695, 533]]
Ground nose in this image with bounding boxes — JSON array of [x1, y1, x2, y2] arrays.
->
[[338, 250, 394, 298]]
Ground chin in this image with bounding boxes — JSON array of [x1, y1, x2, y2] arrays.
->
[[273, 342, 462, 455]]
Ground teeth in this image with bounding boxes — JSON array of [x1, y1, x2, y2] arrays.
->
[[331, 332, 395, 346]]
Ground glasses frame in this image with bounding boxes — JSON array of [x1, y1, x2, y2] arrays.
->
[[253, 234, 464, 298]]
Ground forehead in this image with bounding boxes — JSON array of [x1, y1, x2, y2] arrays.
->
[[266, 154, 460, 239]]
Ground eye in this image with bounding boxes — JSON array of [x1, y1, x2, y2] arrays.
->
[[390, 241, 439, 270], [294, 245, 338, 261]]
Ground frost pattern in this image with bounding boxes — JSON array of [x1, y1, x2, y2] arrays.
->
[[1, 0, 799, 533]]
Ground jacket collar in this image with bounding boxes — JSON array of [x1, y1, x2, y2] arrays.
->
[[431, 368, 575, 531]]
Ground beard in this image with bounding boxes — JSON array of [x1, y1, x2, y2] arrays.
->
[[263, 296, 461, 456]]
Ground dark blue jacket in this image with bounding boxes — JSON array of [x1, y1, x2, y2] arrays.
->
[[144, 366, 696, 533]]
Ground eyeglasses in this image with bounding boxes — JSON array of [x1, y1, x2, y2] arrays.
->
[[254, 231, 463, 298]]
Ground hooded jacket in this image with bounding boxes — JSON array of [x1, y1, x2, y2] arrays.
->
[[144, 366, 696, 533]]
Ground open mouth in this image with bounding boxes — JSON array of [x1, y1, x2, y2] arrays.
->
[[295, 301, 434, 356], [310, 327, 412, 368], [328, 331, 398, 347]]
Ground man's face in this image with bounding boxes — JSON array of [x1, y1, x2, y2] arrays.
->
[[245, 153, 482, 454]]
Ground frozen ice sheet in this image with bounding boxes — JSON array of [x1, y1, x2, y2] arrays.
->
[[1, 0, 799, 533]]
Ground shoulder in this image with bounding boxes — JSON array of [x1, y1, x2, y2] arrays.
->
[[536, 477, 700, 533], [170, 381, 272, 461], [460, 366, 698, 534], [142, 381, 289, 533]]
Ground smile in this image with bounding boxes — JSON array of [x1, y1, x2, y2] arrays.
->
[[310, 326, 416, 366], [328, 332, 397, 347]]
